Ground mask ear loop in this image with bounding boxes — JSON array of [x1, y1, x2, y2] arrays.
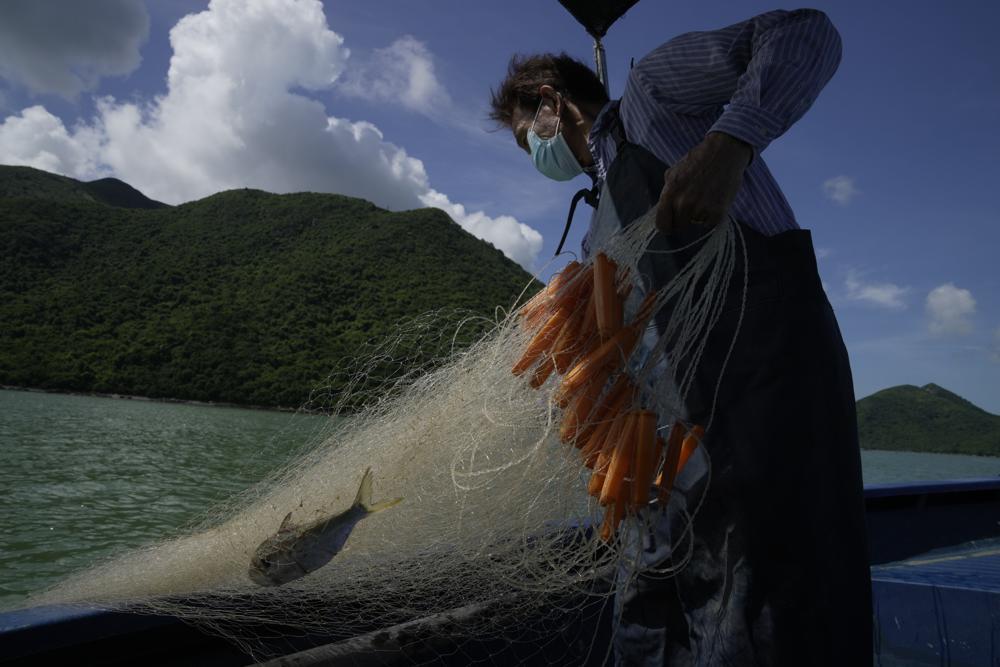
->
[[530, 98, 543, 132], [552, 93, 562, 136], [530, 93, 562, 139]]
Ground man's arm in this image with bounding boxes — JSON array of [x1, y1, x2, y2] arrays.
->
[[634, 8, 843, 161], [642, 9, 843, 233]]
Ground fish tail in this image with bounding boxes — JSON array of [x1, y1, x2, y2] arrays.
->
[[366, 496, 403, 513], [352, 468, 374, 508], [352, 467, 403, 514]]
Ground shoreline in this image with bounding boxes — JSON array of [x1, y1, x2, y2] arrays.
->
[[3, 386, 995, 455], [0, 384, 310, 415], [860, 445, 1000, 459]]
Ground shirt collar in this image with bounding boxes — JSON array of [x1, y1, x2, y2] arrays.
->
[[587, 99, 619, 144]]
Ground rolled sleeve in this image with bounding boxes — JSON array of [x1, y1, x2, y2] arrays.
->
[[636, 8, 843, 161], [709, 103, 786, 163]]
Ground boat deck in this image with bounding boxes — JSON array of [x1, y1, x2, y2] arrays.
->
[[875, 539, 1000, 591], [872, 539, 1000, 667]]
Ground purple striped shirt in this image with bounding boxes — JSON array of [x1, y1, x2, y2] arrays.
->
[[586, 8, 842, 237]]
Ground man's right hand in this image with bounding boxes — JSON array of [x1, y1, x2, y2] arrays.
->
[[654, 131, 752, 236]]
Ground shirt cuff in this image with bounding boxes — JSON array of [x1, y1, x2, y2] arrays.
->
[[708, 103, 786, 164]]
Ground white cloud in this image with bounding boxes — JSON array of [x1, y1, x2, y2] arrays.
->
[[815, 247, 832, 260], [926, 283, 976, 336], [845, 269, 909, 310], [334, 34, 490, 138], [337, 36, 450, 117], [419, 190, 542, 269], [0, 0, 149, 98], [0, 0, 541, 269], [0, 105, 103, 176], [822, 175, 859, 205]]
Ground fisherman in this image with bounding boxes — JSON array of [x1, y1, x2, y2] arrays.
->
[[489, 8, 872, 666]]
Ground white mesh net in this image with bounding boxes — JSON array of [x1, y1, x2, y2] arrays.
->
[[30, 209, 746, 663]]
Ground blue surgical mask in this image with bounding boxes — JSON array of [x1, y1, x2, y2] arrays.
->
[[527, 96, 583, 182]]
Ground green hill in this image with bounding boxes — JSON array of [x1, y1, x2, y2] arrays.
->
[[0, 165, 539, 409], [79, 177, 168, 210], [0, 165, 167, 209], [857, 383, 1000, 456]]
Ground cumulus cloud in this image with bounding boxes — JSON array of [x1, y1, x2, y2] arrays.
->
[[338, 36, 450, 117], [0, 0, 149, 98], [0, 105, 103, 176], [420, 190, 542, 269], [845, 269, 909, 310], [0, 0, 541, 268], [926, 283, 976, 336], [822, 175, 859, 205]]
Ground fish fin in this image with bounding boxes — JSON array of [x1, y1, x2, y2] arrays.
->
[[278, 512, 294, 532], [365, 497, 403, 514], [352, 467, 373, 508]]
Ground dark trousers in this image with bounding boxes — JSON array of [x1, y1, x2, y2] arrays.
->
[[614, 224, 873, 666]]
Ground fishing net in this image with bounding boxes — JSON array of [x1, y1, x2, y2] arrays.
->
[[30, 207, 746, 664]]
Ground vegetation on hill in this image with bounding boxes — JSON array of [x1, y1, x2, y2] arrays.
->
[[0, 166, 166, 209], [0, 166, 540, 409], [856, 383, 1000, 456]]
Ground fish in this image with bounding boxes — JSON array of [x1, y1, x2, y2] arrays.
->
[[248, 467, 402, 586]]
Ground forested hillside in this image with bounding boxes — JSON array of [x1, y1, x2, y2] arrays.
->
[[0, 166, 539, 408], [857, 383, 1000, 456]]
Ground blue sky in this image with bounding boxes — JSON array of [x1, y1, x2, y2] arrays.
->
[[0, 0, 997, 411]]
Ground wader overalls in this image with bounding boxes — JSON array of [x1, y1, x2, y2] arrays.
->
[[583, 101, 873, 667]]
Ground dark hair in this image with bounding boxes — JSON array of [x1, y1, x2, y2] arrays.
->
[[488, 52, 608, 129]]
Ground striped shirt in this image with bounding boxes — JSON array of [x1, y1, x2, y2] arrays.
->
[[586, 8, 842, 238]]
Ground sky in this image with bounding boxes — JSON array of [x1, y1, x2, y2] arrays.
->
[[0, 0, 997, 411]]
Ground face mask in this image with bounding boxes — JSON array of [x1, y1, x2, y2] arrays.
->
[[527, 96, 583, 182]]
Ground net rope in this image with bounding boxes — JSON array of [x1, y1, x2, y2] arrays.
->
[[30, 207, 746, 664]]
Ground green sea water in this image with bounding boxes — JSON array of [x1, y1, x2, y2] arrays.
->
[[2, 388, 999, 610], [0, 389, 330, 609]]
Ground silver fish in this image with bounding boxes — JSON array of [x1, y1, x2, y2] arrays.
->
[[249, 468, 402, 586]]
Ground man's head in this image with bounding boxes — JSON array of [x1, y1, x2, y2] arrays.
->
[[489, 53, 609, 174]]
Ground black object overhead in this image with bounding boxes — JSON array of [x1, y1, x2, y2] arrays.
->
[[556, 0, 640, 38], [551, 0, 640, 257]]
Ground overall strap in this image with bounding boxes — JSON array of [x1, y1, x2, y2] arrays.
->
[[553, 101, 625, 257], [554, 182, 599, 256], [607, 100, 629, 152]]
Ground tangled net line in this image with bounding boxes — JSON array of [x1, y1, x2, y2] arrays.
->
[[31, 207, 746, 664]]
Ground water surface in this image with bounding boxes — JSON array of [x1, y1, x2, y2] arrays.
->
[[2, 388, 998, 610], [0, 389, 329, 608]]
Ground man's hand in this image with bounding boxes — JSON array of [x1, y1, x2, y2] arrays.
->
[[654, 132, 753, 235]]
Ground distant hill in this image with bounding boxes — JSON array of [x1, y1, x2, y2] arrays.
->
[[0, 165, 539, 409], [81, 177, 169, 210], [0, 166, 167, 209], [857, 383, 1000, 456]]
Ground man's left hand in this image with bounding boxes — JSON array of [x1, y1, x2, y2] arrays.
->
[[654, 132, 753, 236]]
